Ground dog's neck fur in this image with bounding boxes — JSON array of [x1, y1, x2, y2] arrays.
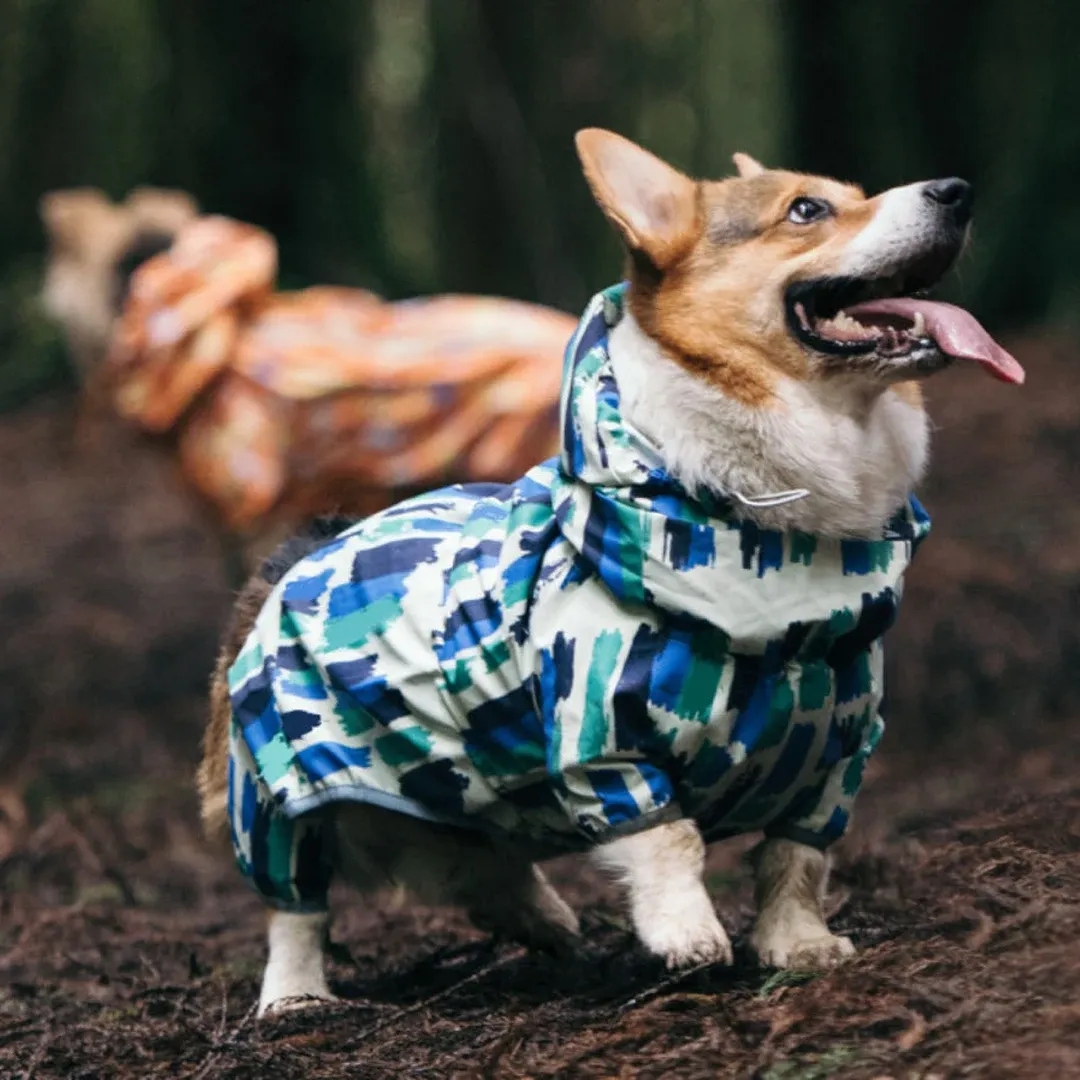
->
[[609, 311, 930, 539]]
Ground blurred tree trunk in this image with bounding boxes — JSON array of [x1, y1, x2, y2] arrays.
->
[[960, 0, 1080, 328], [360, 0, 438, 294], [155, 0, 397, 293], [0, 0, 29, 227], [428, 0, 681, 310], [427, 0, 580, 307], [693, 0, 787, 177]]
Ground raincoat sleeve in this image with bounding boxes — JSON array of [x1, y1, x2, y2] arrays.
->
[[226, 720, 334, 912]]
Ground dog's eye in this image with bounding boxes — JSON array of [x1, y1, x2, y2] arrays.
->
[[787, 197, 833, 225]]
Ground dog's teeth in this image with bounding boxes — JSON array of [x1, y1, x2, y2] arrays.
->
[[795, 302, 812, 330], [829, 311, 863, 334], [911, 312, 926, 338]]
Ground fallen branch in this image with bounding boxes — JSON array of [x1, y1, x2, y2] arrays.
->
[[189, 997, 257, 1080], [20, 1023, 52, 1080], [616, 958, 719, 1015], [344, 946, 526, 1050]]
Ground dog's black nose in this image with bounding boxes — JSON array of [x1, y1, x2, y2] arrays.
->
[[923, 177, 974, 226]]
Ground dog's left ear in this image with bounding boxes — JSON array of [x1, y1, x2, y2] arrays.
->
[[575, 128, 697, 270], [124, 187, 200, 233], [732, 153, 766, 179]]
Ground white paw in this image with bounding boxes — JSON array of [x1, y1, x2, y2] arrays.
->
[[259, 910, 333, 1018], [636, 900, 734, 969], [258, 991, 338, 1018], [751, 928, 855, 970]]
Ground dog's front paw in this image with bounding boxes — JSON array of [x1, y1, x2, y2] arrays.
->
[[751, 927, 854, 970], [258, 991, 338, 1018], [636, 899, 734, 969]]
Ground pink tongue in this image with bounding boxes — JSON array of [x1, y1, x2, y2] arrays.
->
[[845, 298, 1025, 385]]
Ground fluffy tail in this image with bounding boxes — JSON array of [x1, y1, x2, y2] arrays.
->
[[196, 515, 360, 840]]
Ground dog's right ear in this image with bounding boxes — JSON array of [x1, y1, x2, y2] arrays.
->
[[575, 129, 697, 270], [39, 189, 112, 251]]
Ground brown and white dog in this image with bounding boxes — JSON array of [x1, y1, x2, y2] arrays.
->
[[200, 130, 1023, 1014]]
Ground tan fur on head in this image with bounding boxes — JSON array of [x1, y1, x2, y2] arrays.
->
[[38, 185, 199, 374], [575, 128, 888, 407], [574, 128, 935, 538], [39, 189, 123, 257], [575, 128, 699, 270], [732, 152, 765, 179], [124, 187, 200, 235]]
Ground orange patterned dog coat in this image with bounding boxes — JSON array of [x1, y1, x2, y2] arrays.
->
[[105, 216, 574, 534]]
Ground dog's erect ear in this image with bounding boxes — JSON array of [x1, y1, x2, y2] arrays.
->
[[39, 189, 112, 251], [732, 152, 766, 179], [575, 128, 697, 270], [124, 187, 200, 233]]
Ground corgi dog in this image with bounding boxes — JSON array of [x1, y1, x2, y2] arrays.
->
[[198, 130, 1023, 1016]]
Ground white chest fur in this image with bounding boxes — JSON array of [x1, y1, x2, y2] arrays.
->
[[608, 313, 930, 539]]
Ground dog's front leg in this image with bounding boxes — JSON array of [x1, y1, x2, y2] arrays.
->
[[258, 910, 335, 1017], [593, 819, 732, 968], [749, 838, 854, 969]]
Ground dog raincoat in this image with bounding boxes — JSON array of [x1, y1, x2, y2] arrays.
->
[[227, 283, 930, 911], [107, 215, 573, 530]]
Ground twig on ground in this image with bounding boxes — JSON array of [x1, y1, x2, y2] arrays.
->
[[344, 946, 526, 1050], [615, 958, 719, 1015], [20, 1022, 52, 1080], [188, 998, 257, 1080], [0, 1019, 44, 1051]]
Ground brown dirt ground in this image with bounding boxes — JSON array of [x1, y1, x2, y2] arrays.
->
[[3, 336, 1080, 1079]]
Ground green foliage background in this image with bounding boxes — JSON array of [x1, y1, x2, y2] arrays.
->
[[2, 0, 1079, 408]]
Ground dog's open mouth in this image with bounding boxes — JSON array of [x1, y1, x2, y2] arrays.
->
[[785, 270, 1025, 385]]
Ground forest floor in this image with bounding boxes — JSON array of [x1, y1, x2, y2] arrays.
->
[[3, 337, 1080, 1079]]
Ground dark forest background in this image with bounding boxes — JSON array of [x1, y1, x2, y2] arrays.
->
[[2, 0, 1080, 408]]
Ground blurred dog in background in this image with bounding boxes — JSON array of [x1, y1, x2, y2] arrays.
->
[[39, 190, 574, 585]]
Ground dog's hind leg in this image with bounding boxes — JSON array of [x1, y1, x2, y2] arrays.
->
[[259, 910, 335, 1017], [593, 819, 733, 968], [335, 805, 580, 955], [749, 838, 854, 969], [453, 859, 580, 956]]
